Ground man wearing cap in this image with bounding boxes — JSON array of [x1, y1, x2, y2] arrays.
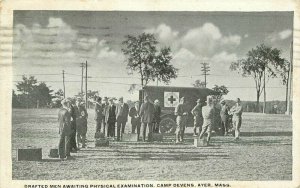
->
[[102, 97, 109, 135], [191, 98, 203, 136], [58, 99, 74, 160], [129, 101, 141, 139], [105, 98, 116, 138], [115, 97, 129, 141], [199, 96, 215, 145], [75, 99, 88, 148], [230, 98, 243, 140], [175, 97, 189, 143], [220, 99, 230, 136], [95, 97, 103, 133], [153, 99, 161, 133], [139, 95, 155, 142]]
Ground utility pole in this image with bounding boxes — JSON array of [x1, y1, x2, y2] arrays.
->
[[286, 41, 293, 115], [80, 63, 85, 94], [263, 69, 266, 113], [201, 62, 210, 88], [85, 60, 88, 109], [62, 70, 65, 98]]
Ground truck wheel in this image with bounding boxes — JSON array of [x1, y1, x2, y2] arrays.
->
[[159, 117, 176, 134]]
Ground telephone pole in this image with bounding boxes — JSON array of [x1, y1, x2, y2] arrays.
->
[[85, 60, 88, 109], [286, 41, 293, 115], [62, 70, 65, 98], [80, 63, 85, 94], [201, 62, 210, 88]]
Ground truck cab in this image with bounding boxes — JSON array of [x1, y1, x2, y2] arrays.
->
[[139, 86, 219, 133]]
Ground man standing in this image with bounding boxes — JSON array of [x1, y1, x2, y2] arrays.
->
[[220, 100, 230, 136], [129, 101, 141, 139], [199, 96, 215, 145], [68, 98, 78, 152], [175, 97, 189, 143], [75, 99, 88, 148], [115, 97, 129, 141], [58, 99, 74, 160], [230, 98, 243, 140], [191, 99, 203, 136], [95, 97, 103, 133], [152, 99, 161, 133], [105, 98, 116, 138], [102, 97, 109, 136], [139, 95, 155, 142]]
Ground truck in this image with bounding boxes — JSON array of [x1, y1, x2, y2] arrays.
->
[[139, 86, 221, 134]]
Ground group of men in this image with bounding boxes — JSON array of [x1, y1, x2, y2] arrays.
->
[[176, 96, 243, 144]]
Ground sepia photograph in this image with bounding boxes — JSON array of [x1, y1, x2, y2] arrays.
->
[[0, 1, 299, 187]]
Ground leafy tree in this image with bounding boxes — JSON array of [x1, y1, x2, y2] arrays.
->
[[16, 75, 38, 108], [122, 33, 178, 87], [31, 82, 54, 108], [212, 85, 229, 102], [230, 44, 288, 112], [192, 80, 206, 88]]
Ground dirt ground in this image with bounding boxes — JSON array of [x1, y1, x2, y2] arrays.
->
[[11, 109, 292, 180]]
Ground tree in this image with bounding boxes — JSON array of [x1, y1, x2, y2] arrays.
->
[[230, 44, 288, 112], [16, 75, 38, 108], [31, 82, 54, 108], [121, 33, 178, 87], [212, 85, 229, 102], [192, 80, 206, 88]]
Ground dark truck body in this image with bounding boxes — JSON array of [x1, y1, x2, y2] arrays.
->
[[139, 86, 219, 133]]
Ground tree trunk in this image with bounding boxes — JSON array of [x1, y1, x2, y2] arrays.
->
[[256, 90, 260, 112], [263, 70, 266, 114]]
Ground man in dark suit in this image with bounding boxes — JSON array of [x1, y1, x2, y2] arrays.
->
[[115, 97, 129, 141], [139, 95, 155, 142], [68, 98, 78, 152], [105, 98, 116, 138], [95, 97, 103, 133], [129, 101, 141, 139], [58, 99, 74, 160], [102, 97, 109, 136], [153, 99, 161, 133], [75, 99, 88, 148]]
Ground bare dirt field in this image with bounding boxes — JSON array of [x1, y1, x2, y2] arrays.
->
[[11, 109, 292, 180]]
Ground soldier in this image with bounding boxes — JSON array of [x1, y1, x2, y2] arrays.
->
[[58, 99, 74, 160], [191, 98, 203, 136], [230, 98, 243, 140], [105, 98, 116, 138], [75, 99, 88, 148], [129, 101, 141, 139], [95, 97, 103, 133], [220, 99, 230, 136], [68, 97, 78, 152], [152, 99, 161, 133], [175, 97, 189, 143], [199, 96, 215, 145], [139, 95, 155, 142], [115, 97, 129, 141]]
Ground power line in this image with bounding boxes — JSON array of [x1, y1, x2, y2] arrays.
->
[[200, 62, 210, 88]]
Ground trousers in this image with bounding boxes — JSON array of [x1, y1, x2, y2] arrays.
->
[[58, 134, 71, 158], [141, 122, 153, 141]]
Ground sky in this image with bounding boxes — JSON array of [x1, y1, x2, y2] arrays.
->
[[12, 11, 293, 101]]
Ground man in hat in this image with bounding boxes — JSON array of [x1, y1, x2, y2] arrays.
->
[[175, 97, 189, 143], [68, 97, 78, 152], [102, 97, 109, 135], [191, 98, 203, 136], [199, 96, 215, 145], [95, 97, 103, 133], [58, 99, 74, 160], [153, 99, 161, 133], [129, 101, 141, 139], [139, 95, 155, 142], [105, 98, 116, 138], [115, 97, 129, 141], [75, 98, 88, 148], [220, 99, 230, 136], [230, 98, 243, 140]]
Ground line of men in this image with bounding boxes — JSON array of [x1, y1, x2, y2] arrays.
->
[[175, 96, 243, 145]]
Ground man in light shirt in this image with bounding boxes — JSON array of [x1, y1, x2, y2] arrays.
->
[[230, 98, 243, 140]]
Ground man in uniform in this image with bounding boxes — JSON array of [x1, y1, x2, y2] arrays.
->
[[129, 101, 141, 139], [153, 99, 161, 133], [139, 95, 155, 142], [58, 99, 74, 160], [105, 98, 116, 138], [199, 96, 215, 145], [220, 99, 230, 136], [75, 98, 88, 148], [175, 97, 189, 143], [95, 97, 103, 133], [115, 97, 129, 141], [230, 98, 243, 140], [191, 98, 203, 136]]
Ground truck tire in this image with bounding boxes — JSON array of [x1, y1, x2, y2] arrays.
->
[[159, 117, 177, 134]]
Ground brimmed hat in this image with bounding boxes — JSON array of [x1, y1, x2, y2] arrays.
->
[[220, 99, 226, 104]]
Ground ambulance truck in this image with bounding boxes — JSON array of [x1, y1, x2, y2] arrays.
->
[[139, 86, 220, 133]]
